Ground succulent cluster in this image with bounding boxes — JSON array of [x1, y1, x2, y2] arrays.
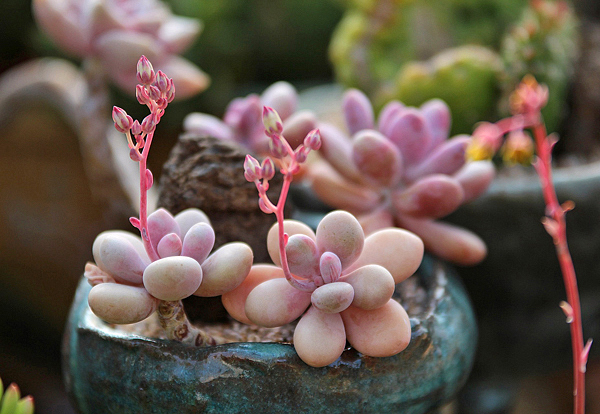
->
[[306, 89, 495, 265], [183, 81, 317, 155], [86, 207, 252, 326], [217, 106, 424, 367], [0, 378, 34, 414], [33, 0, 208, 98]]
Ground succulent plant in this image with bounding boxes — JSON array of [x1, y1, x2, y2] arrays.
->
[[33, 0, 208, 98], [0, 377, 34, 414], [306, 88, 495, 266], [85, 57, 252, 345], [183, 81, 317, 155], [220, 106, 423, 367]]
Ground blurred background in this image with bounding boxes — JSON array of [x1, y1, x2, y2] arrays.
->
[[1, 0, 600, 413]]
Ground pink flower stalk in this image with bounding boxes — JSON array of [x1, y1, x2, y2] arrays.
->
[[33, 0, 208, 98], [183, 82, 318, 155], [306, 89, 495, 266], [221, 107, 424, 367], [468, 75, 591, 414]]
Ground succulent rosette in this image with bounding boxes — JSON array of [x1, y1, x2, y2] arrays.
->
[[183, 81, 318, 155], [307, 89, 496, 265], [33, 0, 208, 98], [85, 208, 253, 324], [222, 210, 424, 367]]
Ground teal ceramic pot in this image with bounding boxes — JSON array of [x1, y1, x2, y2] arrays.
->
[[447, 161, 600, 376], [63, 256, 477, 414]]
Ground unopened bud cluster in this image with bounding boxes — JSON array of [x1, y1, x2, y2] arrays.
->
[[111, 56, 175, 158]]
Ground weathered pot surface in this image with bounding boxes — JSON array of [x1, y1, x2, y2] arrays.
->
[[447, 160, 600, 375], [63, 256, 477, 414]]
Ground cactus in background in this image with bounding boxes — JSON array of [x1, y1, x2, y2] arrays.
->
[[0, 377, 34, 414], [222, 106, 423, 367], [85, 57, 252, 345], [499, 0, 577, 133], [183, 81, 318, 156], [306, 89, 495, 266], [330, 0, 577, 135]]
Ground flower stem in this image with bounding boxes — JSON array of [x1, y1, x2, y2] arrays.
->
[[531, 121, 586, 414]]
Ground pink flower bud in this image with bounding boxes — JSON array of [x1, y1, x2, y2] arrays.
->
[[261, 158, 275, 180], [148, 85, 162, 101], [131, 120, 142, 136], [243, 155, 262, 182], [263, 106, 283, 137], [501, 129, 535, 165], [141, 114, 157, 134], [156, 98, 168, 110], [129, 148, 142, 162], [269, 135, 288, 159], [136, 55, 156, 85], [112, 106, 133, 133], [303, 128, 321, 151], [155, 71, 170, 94], [294, 145, 308, 163], [166, 82, 176, 103], [136, 85, 152, 106]]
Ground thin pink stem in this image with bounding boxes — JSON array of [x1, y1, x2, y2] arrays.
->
[[532, 121, 586, 414]]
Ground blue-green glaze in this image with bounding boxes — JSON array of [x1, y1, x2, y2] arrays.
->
[[62, 257, 476, 414]]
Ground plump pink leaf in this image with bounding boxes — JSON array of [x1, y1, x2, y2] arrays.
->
[[260, 81, 297, 121], [285, 234, 320, 278], [154, 56, 209, 100], [245, 278, 311, 327], [405, 135, 470, 182], [175, 208, 211, 236], [267, 220, 316, 267], [387, 109, 432, 166], [143, 256, 202, 301], [94, 234, 148, 284], [341, 265, 395, 310], [342, 89, 375, 135], [342, 300, 411, 357], [147, 208, 181, 254], [357, 210, 395, 236], [317, 123, 362, 182], [420, 99, 451, 150], [309, 161, 381, 213], [157, 233, 182, 258], [352, 130, 403, 187], [222, 265, 284, 324], [195, 242, 253, 297], [293, 306, 346, 367], [392, 175, 464, 219], [348, 228, 424, 284], [183, 113, 233, 140], [453, 160, 495, 203], [282, 111, 317, 149], [397, 216, 487, 266], [311, 282, 354, 313], [378, 100, 405, 136], [93, 230, 150, 267], [182, 222, 215, 264], [319, 252, 342, 284], [316, 210, 364, 269], [88, 283, 158, 325], [158, 16, 201, 54]]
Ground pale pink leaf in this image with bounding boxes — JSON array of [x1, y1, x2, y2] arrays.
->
[[294, 306, 346, 367], [195, 242, 253, 297], [245, 278, 311, 327], [392, 175, 464, 219], [316, 210, 364, 269]]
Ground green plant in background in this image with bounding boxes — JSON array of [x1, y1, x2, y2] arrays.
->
[[330, 0, 577, 135], [0, 377, 34, 414]]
